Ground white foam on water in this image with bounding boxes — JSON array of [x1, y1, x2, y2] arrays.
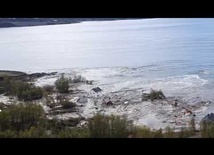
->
[[5, 67, 207, 130], [136, 114, 168, 129], [35, 76, 58, 87], [34, 68, 208, 102], [77, 69, 208, 98], [146, 75, 207, 89]]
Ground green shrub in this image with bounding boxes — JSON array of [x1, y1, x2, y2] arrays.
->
[[134, 126, 154, 138], [189, 118, 196, 132], [56, 128, 89, 138], [201, 122, 214, 138], [0, 79, 44, 101], [17, 86, 43, 101], [0, 77, 17, 95], [164, 126, 175, 138], [0, 102, 5, 109], [135, 126, 195, 138], [0, 102, 45, 131], [55, 74, 69, 93], [177, 128, 192, 138], [0, 87, 5, 94], [206, 124, 214, 138], [0, 130, 18, 138], [46, 118, 82, 134], [153, 128, 164, 138], [69, 75, 86, 83], [88, 114, 133, 138], [19, 126, 49, 138]]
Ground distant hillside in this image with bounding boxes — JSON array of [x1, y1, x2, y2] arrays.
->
[[0, 18, 143, 28]]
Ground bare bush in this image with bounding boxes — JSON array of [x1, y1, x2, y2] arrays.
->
[[69, 75, 86, 83]]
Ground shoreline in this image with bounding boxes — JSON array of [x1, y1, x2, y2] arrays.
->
[[0, 70, 211, 132], [0, 70, 58, 83], [0, 18, 145, 28]]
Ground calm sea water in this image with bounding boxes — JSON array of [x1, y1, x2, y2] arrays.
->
[[1, 18, 214, 100]]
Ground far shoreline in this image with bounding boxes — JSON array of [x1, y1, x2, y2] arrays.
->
[[0, 18, 146, 28]]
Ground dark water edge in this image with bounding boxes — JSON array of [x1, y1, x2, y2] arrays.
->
[[0, 70, 57, 81], [0, 18, 145, 28]]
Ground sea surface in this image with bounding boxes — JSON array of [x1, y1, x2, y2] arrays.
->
[[1, 18, 214, 101]]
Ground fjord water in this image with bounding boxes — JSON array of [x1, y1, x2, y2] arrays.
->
[[1, 18, 214, 100]]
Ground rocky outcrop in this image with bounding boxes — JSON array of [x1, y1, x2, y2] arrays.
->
[[0, 70, 27, 81], [0, 70, 57, 81], [28, 72, 57, 80]]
